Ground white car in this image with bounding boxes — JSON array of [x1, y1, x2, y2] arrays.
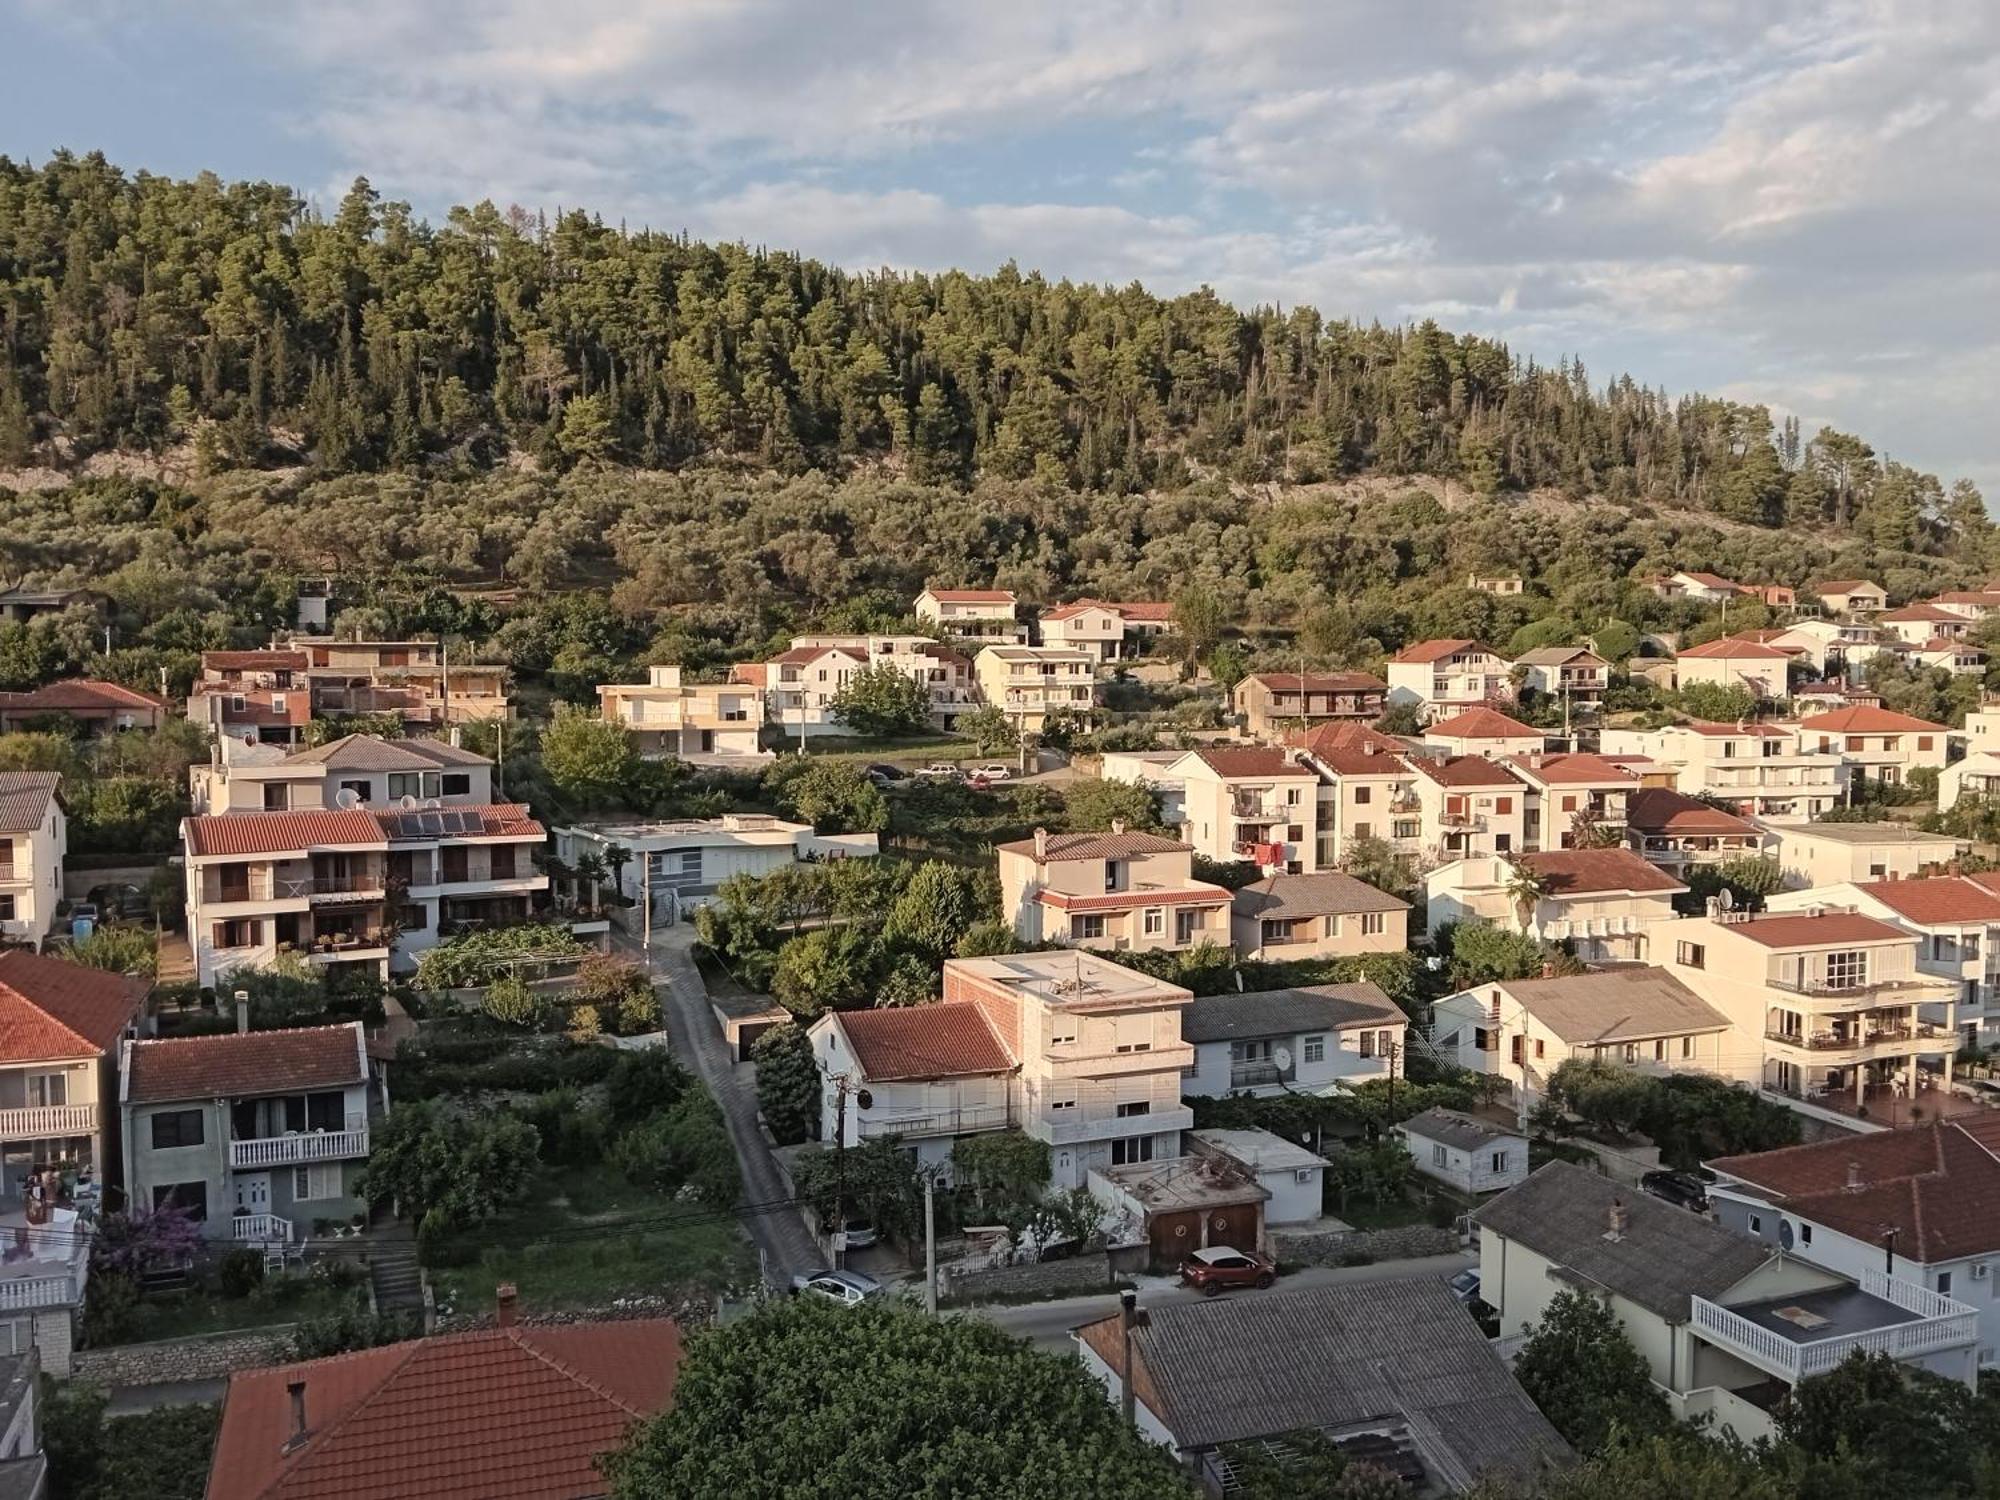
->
[[970, 764, 1014, 782], [913, 763, 963, 780], [790, 1269, 882, 1306]]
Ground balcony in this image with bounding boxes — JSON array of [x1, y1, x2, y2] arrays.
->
[[232, 1212, 293, 1245], [1229, 1061, 1295, 1089], [1059, 1044, 1197, 1079], [1231, 797, 1283, 821], [1691, 1271, 1977, 1384], [0, 1103, 98, 1139], [1763, 1023, 1951, 1059], [1035, 1104, 1195, 1146], [229, 1124, 369, 1168], [1767, 973, 1958, 1005], [855, 1103, 1014, 1140]]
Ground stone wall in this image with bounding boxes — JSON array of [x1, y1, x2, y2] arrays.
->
[[1269, 1222, 1461, 1267], [70, 1326, 297, 1388], [940, 1251, 1123, 1304]]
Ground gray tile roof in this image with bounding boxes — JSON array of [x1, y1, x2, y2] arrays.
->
[[1180, 983, 1405, 1044], [1399, 1107, 1519, 1152], [0, 772, 59, 834], [1108, 1277, 1572, 1482], [1495, 966, 1731, 1045], [1472, 1161, 1771, 1321], [285, 735, 490, 771], [1231, 872, 1409, 921]]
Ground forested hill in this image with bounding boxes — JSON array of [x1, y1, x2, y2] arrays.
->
[[0, 151, 1983, 555]]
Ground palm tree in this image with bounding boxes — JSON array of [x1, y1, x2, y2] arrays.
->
[[603, 843, 633, 904], [1506, 860, 1552, 934]]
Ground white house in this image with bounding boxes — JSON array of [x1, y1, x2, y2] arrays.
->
[[596, 665, 766, 761], [1513, 645, 1610, 708], [1878, 603, 1971, 646], [1942, 750, 2000, 811], [808, 1003, 1017, 1173], [1599, 721, 1839, 821], [1180, 984, 1406, 1099], [1757, 819, 1963, 889], [1189, 1128, 1328, 1225], [0, 774, 64, 950], [1659, 570, 1744, 603], [1038, 599, 1173, 661], [1421, 707, 1544, 760], [1384, 639, 1513, 717], [1673, 638, 1791, 699], [1424, 849, 1684, 964], [1794, 706, 1948, 792], [1396, 1108, 1528, 1195], [557, 814, 878, 924], [914, 587, 1025, 643]]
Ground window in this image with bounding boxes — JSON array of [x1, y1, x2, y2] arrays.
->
[[212, 919, 261, 950], [1175, 909, 1201, 943], [1353, 786, 1371, 805], [387, 772, 420, 799], [1113, 1016, 1152, 1053], [441, 773, 471, 796], [1111, 1136, 1156, 1166], [151, 1109, 205, 1149], [1302, 1036, 1326, 1065], [1050, 1018, 1078, 1046], [1142, 908, 1166, 938], [1749, 1214, 1763, 1234], [1561, 795, 1578, 812], [1103, 860, 1123, 892], [1940, 1271, 1955, 1296], [1491, 1151, 1510, 1174], [1653, 1039, 1665, 1061], [1677, 941, 1706, 969], [1352, 821, 1372, 840], [1361, 912, 1386, 936], [1432, 1143, 1448, 1167], [1049, 1085, 1078, 1112], [1494, 834, 1511, 853], [1284, 787, 1301, 806], [1365, 1032, 1380, 1059], [292, 1164, 340, 1202], [1294, 1168, 1315, 1185], [0, 895, 15, 923], [1377, 1030, 1395, 1058], [152, 1182, 208, 1222], [1394, 820, 1420, 840], [1681, 1036, 1694, 1059], [1622, 1043, 1639, 1063], [25, 1073, 66, 1108], [1800, 1223, 1813, 1246], [1115, 1101, 1151, 1118], [339, 779, 370, 803], [1507, 1035, 1520, 1064], [1495, 796, 1512, 814], [1824, 950, 1869, 990], [1920, 736, 1935, 751], [262, 783, 290, 811], [1073, 914, 1107, 940]]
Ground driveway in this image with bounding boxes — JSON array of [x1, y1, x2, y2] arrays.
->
[[619, 927, 822, 1289]]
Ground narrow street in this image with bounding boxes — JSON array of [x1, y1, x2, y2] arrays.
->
[[620, 926, 822, 1288]]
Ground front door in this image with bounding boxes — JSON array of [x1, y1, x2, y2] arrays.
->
[[235, 1172, 271, 1217]]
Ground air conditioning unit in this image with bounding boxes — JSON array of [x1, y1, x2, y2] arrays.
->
[[1974, 1263, 1990, 1281]]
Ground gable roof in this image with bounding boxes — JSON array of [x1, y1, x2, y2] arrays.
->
[[1287, 721, 1405, 759], [1244, 671, 1386, 694], [0, 679, 164, 712], [921, 588, 1015, 604], [285, 735, 491, 770], [1879, 603, 1960, 623], [1186, 747, 1315, 779], [206, 1317, 681, 1500], [992, 830, 1189, 863], [1179, 983, 1404, 1044], [1075, 1277, 1571, 1479], [1231, 873, 1408, 921], [0, 773, 59, 834], [1514, 645, 1607, 667], [1810, 579, 1880, 595], [126, 1023, 366, 1104], [1407, 755, 1521, 789], [1390, 638, 1496, 664], [770, 644, 865, 666], [1426, 707, 1540, 740], [0, 950, 147, 1061], [1495, 966, 1729, 1045], [1473, 1161, 1771, 1321], [373, 803, 544, 842], [1516, 848, 1684, 897], [1676, 638, 1789, 660], [1504, 752, 1639, 787], [826, 1003, 1014, 1081], [1624, 787, 1760, 837], [184, 808, 389, 858], [1855, 876, 2000, 926], [1400, 1107, 1520, 1152], [1673, 571, 1740, 590], [1710, 1123, 2000, 1264], [1797, 706, 1945, 734], [1719, 911, 1909, 948]]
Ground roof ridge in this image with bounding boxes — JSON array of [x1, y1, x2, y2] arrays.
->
[[504, 1324, 648, 1417], [0, 978, 98, 1058], [247, 1338, 430, 1500], [136, 1020, 361, 1049]]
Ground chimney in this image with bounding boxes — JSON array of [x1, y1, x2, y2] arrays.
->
[[234, 989, 250, 1035], [1110, 818, 1126, 836], [448, 725, 463, 749], [284, 1381, 309, 1452], [1540, 960, 1557, 979], [1033, 826, 1049, 860], [1846, 1161, 1864, 1193], [1604, 1199, 1629, 1241], [496, 1283, 519, 1327]]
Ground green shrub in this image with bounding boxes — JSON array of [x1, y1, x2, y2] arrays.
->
[[216, 1248, 265, 1299], [482, 972, 545, 1027]]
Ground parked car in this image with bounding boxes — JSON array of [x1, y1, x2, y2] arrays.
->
[[913, 762, 962, 780], [1639, 1170, 1710, 1213], [1179, 1246, 1276, 1295], [840, 1218, 877, 1250], [863, 763, 908, 787], [1446, 1268, 1481, 1305], [970, 763, 1014, 782], [789, 1269, 882, 1306]]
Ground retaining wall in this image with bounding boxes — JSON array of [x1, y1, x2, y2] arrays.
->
[[70, 1325, 297, 1387], [1269, 1223, 1461, 1267]]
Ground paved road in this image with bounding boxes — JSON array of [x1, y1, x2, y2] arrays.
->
[[973, 1251, 1476, 1351], [622, 927, 821, 1289]]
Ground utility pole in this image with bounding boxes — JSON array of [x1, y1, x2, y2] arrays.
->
[[923, 1171, 938, 1316], [495, 717, 506, 801], [833, 1081, 849, 1269], [640, 850, 652, 952], [1118, 1289, 1139, 1429]]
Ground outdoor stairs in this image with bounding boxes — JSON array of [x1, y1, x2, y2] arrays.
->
[[369, 1209, 424, 1319]]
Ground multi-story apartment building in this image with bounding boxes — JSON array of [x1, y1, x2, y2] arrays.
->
[[1302, 738, 1421, 868], [192, 650, 314, 746], [1230, 672, 1385, 740], [1404, 755, 1526, 860], [1794, 706, 1948, 791], [1425, 849, 1683, 964], [810, 951, 1196, 1190], [1599, 722, 1840, 820], [914, 587, 1026, 643], [746, 635, 976, 737], [1165, 747, 1320, 874], [1765, 876, 2000, 1048], [1663, 909, 1961, 1122], [1037, 600, 1173, 661], [0, 680, 166, 737], [997, 827, 1231, 954], [1421, 706, 1544, 759], [1809, 579, 1888, 616], [1759, 820, 1963, 889], [120, 1020, 384, 1250], [1513, 645, 1609, 706], [1383, 639, 1513, 717], [0, 775, 63, 951], [971, 646, 1096, 734], [1672, 638, 1791, 699], [1623, 787, 1766, 875], [183, 735, 549, 984], [596, 665, 765, 761], [282, 634, 512, 726], [1504, 752, 1639, 852]]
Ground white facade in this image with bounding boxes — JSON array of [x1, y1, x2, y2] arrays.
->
[[558, 815, 879, 919], [1188, 1129, 1327, 1225], [914, 589, 1025, 643], [972, 646, 1096, 733], [597, 665, 766, 760], [759, 635, 977, 737], [1758, 821, 1964, 889], [1397, 1113, 1528, 1195], [1164, 749, 1322, 874], [1599, 723, 1840, 820], [1384, 641, 1514, 715], [0, 780, 63, 950]]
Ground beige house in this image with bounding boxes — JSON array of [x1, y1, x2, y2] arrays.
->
[[1598, 722, 1839, 820], [597, 665, 766, 760], [996, 827, 1231, 953], [1227, 872, 1409, 961], [1301, 738, 1421, 869], [1038, 599, 1173, 661], [1384, 639, 1513, 717], [1658, 570, 1744, 603], [1623, 787, 1767, 875], [914, 587, 1025, 643], [1810, 579, 1888, 616], [1503, 752, 1638, 852], [1794, 706, 1947, 791], [1769, 618, 1886, 676], [972, 645, 1096, 734], [1404, 755, 1527, 861], [1513, 645, 1609, 706], [1420, 707, 1544, 759], [745, 634, 976, 737], [1424, 849, 1684, 964], [1758, 820, 1964, 890], [0, 774, 64, 951], [1232, 672, 1385, 740], [1165, 747, 1321, 874], [283, 634, 512, 726], [1673, 638, 1791, 699]]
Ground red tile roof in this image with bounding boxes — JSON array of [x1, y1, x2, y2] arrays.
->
[[1710, 1124, 2000, 1263], [0, 950, 147, 1061], [1245, 671, 1386, 694], [1036, 885, 1231, 912], [1188, 748, 1315, 778], [1798, 706, 1945, 733], [829, 1003, 1014, 1080], [1676, 638, 1789, 660], [1933, 591, 2000, 606], [374, 803, 545, 842], [923, 589, 1015, 603], [1426, 707, 1540, 740], [1287, 722, 1404, 757], [1504, 753, 1638, 786], [203, 650, 311, 672], [0, 679, 164, 712], [993, 830, 1190, 863], [1624, 788, 1759, 837], [1389, 638, 1494, 664], [1879, 604, 1960, 622], [1311, 748, 1415, 777], [184, 808, 388, 858], [1517, 849, 1684, 896], [1408, 755, 1521, 789], [1855, 877, 2000, 926], [1722, 912, 1909, 948], [127, 1023, 365, 1103], [206, 1317, 681, 1500]]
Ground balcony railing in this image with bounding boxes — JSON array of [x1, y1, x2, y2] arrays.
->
[[1691, 1271, 1977, 1383], [0, 1103, 98, 1138], [1767, 973, 1957, 1002], [0, 1265, 84, 1311], [1036, 1104, 1196, 1146], [1763, 1023, 1950, 1052], [855, 1104, 1014, 1140], [1229, 1061, 1294, 1089], [228, 1124, 369, 1169], [232, 1212, 293, 1245]]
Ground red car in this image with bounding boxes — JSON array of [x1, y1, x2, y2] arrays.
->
[[1179, 1246, 1276, 1295]]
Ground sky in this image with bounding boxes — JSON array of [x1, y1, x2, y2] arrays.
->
[[7, 0, 2000, 498]]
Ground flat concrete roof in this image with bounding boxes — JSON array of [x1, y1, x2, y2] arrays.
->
[[1725, 1283, 1918, 1344]]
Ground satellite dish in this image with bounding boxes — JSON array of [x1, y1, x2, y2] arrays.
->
[[855, 1089, 874, 1111], [397, 795, 420, 809], [1778, 1219, 1794, 1249], [422, 798, 444, 809], [240, 732, 256, 746], [1718, 888, 1735, 911], [334, 788, 362, 809], [1273, 1046, 1294, 1072]]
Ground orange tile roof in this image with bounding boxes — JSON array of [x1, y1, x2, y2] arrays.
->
[[1798, 706, 1945, 733], [1517, 849, 1683, 896], [127, 1023, 365, 1104], [1407, 755, 1520, 789], [1676, 638, 1789, 660], [1855, 877, 2000, 926], [0, 950, 147, 1061], [1505, 753, 1640, 786], [1036, 885, 1231, 912], [1879, 604, 1960, 622], [1624, 788, 1759, 837], [372, 803, 545, 842], [1286, 722, 1404, 758], [1188, 748, 1315, 778], [184, 809, 388, 858], [924, 589, 1015, 603], [204, 650, 311, 672], [1389, 638, 1494, 664], [1245, 671, 1385, 694], [206, 1318, 681, 1500], [1426, 707, 1539, 740], [0, 678, 164, 712], [1723, 912, 1909, 948], [828, 1003, 1014, 1081]]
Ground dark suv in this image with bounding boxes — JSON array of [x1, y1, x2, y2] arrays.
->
[[1640, 1170, 1710, 1213]]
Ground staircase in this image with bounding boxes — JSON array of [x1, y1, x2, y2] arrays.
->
[[368, 1207, 424, 1321]]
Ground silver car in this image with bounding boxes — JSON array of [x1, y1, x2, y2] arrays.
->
[[789, 1269, 882, 1306]]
